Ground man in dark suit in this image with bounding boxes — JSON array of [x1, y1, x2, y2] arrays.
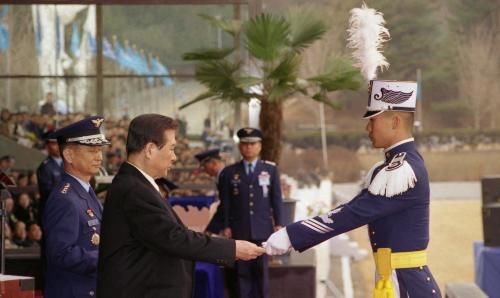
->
[[220, 127, 284, 298], [97, 114, 265, 298], [43, 116, 110, 298]]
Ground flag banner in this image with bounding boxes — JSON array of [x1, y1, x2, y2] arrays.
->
[[71, 22, 80, 57]]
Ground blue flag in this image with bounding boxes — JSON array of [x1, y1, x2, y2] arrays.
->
[[87, 32, 96, 55], [70, 23, 80, 57], [113, 39, 128, 69], [151, 58, 173, 87], [0, 25, 8, 52], [103, 37, 116, 60], [35, 6, 42, 56], [55, 13, 61, 59]]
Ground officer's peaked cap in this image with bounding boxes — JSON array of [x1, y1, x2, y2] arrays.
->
[[237, 127, 263, 143], [194, 148, 221, 164], [52, 116, 111, 146]]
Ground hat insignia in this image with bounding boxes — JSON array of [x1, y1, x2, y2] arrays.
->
[[244, 128, 253, 134], [92, 118, 104, 128], [374, 88, 413, 104]]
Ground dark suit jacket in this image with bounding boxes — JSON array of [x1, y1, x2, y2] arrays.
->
[[97, 162, 235, 298]]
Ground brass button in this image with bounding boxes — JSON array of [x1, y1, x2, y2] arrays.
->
[[371, 231, 375, 235], [427, 277, 431, 282], [250, 185, 253, 188], [249, 202, 254, 206], [250, 193, 254, 197], [432, 289, 436, 294], [373, 243, 377, 246], [419, 266, 423, 270], [90, 291, 95, 296], [250, 211, 254, 215]]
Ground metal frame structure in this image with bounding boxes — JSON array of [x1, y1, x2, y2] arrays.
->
[[0, 0, 255, 115]]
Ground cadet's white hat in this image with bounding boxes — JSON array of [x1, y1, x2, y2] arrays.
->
[[363, 80, 417, 119]]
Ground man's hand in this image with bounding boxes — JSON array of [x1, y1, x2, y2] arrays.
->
[[223, 227, 232, 238], [235, 240, 266, 261], [262, 227, 292, 255]]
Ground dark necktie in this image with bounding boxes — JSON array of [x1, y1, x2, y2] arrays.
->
[[247, 163, 253, 175]]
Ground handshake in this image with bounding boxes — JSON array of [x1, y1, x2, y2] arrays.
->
[[235, 227, 292, 260]]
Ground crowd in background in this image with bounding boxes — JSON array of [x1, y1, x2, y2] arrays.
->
[[1, 154, 42, 249]]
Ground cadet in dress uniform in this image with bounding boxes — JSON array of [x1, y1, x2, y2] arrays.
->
[[43, 116, 110, 298], [220, 128, 284, 298], [37, 131, 64, 224], [265, 80, 442, 298]]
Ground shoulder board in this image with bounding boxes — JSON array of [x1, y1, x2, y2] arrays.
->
[[263, 160, 276, 166], [368, 152, 417, 198], [60, 182, 71, 194]]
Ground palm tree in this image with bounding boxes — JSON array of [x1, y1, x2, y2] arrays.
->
[[182, 13, 362, 164]]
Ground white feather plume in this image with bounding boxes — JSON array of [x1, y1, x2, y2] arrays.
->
[[347, 3, 390, 81]]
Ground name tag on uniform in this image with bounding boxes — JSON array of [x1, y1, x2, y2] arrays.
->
[[258, 171, 270, 186], [87, 219, 100, 227]]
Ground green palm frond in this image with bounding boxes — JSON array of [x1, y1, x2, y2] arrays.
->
[[178, 91, 216, 110], [199, 14, 242, 37], [244, 13, 290, 61], [195, 60, 238, 91], [182, 47, 234, 61], [268, 53, 301, 83], [308, 55, 363, 92], [268, 83, 293, 102], [287, 11, 327, 51], [312, 92, 344, 110], [195, 60, 249, 102], [236, 76, 264, 89]]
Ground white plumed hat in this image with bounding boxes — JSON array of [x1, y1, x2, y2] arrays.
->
[[363, 80, 417, 119]]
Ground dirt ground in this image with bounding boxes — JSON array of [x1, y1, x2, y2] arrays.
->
[[329, 200, 482, 297]]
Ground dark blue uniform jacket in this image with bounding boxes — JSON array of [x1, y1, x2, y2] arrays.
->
[[43, 173, 102, 298]]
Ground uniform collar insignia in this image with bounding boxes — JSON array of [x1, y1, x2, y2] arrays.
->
[[61, 182, 70, 194]]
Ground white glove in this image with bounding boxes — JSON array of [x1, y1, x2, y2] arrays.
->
[[262, 227, 292, 255]]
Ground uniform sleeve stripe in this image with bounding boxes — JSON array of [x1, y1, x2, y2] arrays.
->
[[301, 221, 327, 233], [308, 218, 334, 232]]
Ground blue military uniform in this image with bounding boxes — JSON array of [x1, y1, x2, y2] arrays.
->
[[220, 128, 283, 298], [37, 156, 63, 205], [195, 148, 225, 234], [37, 132, 64, 224], [43, 116, 110, 298], [286, 139, 441, 297]]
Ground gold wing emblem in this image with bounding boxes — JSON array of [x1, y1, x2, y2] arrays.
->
[[244, 128, 253, 134], [92, 118, 104, 128]]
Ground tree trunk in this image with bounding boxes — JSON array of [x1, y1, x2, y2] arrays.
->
[[259, 100, 283, 164]]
